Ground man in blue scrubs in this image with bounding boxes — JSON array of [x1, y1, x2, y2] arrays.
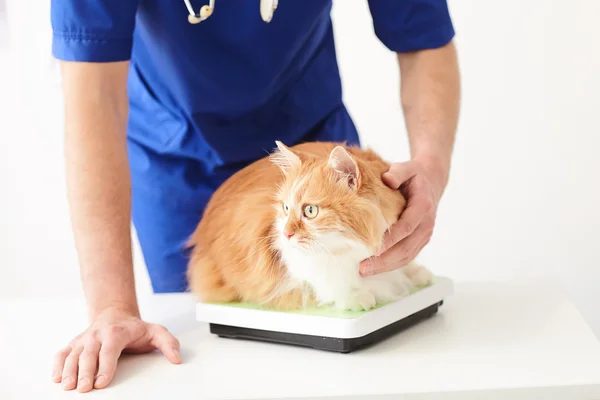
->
[[50, 0, 460, 393]]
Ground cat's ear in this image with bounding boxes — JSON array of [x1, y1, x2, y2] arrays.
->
[[270, 140, 301, 171], [328, 146, 360, 190]]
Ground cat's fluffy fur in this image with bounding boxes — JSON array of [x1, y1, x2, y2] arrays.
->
[[187, 141, 432, 311]]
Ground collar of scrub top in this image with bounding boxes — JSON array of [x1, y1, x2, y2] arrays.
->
[[184, 0, 279, 24]]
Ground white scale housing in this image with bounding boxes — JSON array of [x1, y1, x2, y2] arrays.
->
[[196, 277, 453, 353]]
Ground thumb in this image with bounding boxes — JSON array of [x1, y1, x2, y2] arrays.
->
[[382, 161, 417, 189]]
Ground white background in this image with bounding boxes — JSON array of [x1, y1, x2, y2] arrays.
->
[[1, 0, 598, 337]]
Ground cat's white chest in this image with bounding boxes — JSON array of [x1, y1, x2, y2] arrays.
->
[[279, 237, 376, 308], [278, 235, 421, 311], [285, 249, 361, 301]]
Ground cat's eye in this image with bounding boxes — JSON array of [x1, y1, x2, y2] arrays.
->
[[303, 204, 319, 219], [282, 203, 289, 214]]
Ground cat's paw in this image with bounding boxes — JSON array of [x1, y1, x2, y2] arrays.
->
[[341, 290, 377, 312], [403, 263, 434, 287]]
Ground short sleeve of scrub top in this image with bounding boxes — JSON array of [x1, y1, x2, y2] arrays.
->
[[50, 0, 140, 62], [367, 0, 455, 52]]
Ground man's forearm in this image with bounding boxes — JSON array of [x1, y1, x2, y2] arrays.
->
[[397, 41, 460, 190], [61, 61, 139, 321]]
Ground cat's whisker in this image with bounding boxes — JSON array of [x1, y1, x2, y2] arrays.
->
[[253, 240, 278, 278], [234, 233, 280, 286], [307, 242, 317, 256], [313, 239, 335, 259], [234, 233, 277, 269], [311, 240, 339, 276], [253, 239, 279, 273]]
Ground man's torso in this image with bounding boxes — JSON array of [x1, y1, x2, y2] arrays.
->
[[127, 0, 345, 172]]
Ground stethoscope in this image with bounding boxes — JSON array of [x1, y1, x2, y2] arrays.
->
[[183, 0, 279, 24]]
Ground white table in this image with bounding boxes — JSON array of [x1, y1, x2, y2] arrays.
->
[[3, 280, 600, 399]]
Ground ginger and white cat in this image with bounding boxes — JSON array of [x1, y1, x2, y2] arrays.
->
[[187, 141, 432, 311]]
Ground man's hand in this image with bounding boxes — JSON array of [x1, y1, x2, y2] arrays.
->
[[52, 307, 181, 393], [360, 41, 460, 276], [360, 156, 447, 276]]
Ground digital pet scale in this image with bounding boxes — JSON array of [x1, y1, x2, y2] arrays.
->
[[196, 277, 453, 353]]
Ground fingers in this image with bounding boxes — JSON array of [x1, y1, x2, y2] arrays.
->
[[375, 190, 431, 258], [52, 346, 71, 383], [393, 194, 432, 243], [52, 319, 180, 392], [95, 327, 129, 389], [360, 220, 433, 276], [382, 161, 418, 189], [76, 339, 101, 393], [61, 345, 83, 390], [150, 325, 181, 364], [376, 210, 421, 256]]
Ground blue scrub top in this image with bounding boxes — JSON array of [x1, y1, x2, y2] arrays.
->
[[51, 0, 454, 169], [50, 0, 454, 292]]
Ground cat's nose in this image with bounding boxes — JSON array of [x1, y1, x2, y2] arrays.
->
[[284, 230, 294, 239]]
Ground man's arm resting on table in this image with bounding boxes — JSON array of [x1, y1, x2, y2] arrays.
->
[[54, 61, 180, 394], [62, 61, 138, 319], [360, 41, 460, 275]]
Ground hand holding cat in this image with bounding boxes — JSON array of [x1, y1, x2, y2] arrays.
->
[[359, 157, 448, 276]]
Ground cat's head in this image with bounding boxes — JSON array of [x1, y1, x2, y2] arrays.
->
[[270, 141, 405, 257]]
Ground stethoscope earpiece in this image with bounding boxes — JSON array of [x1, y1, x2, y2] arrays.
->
[[199, 4, 214, 19], [184, 0, 278, 24], [187, 14, 202, 24]]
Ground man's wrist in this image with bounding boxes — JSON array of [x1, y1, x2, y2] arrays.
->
[[90, 302, 140, 321], [411, 148, 451, 200], [86, 285, 140, 321]]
